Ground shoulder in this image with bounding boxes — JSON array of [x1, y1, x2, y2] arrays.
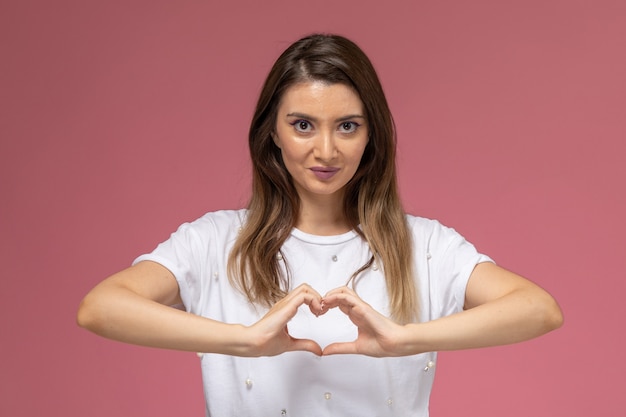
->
[[162, 209, 247, 250], [404, 214, 475, 253], [404, 214, 449, 239], [185, 209, 247, 232]]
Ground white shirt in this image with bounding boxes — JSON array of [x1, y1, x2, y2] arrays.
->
[[135, 209, 492, 416]]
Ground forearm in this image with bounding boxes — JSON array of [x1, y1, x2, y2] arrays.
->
[[400, 287, 563, 354], [77, 285, 251, 356]]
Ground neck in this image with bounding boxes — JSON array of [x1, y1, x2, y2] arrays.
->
[[295, 193, 350, 236]]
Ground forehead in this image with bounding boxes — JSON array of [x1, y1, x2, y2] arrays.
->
[[278, 81, 364, 115]]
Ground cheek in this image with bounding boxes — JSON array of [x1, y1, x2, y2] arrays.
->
[[349, 141, 369, 165], [281, 138, 308, 158], [278, 144, 305, 172]]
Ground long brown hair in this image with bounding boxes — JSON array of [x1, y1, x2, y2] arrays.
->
[[227, 34, 417, 323]]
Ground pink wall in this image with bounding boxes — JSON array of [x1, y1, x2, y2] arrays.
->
[[2, 1, 624, 415]]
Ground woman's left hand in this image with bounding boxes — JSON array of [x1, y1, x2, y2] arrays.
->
[[320, 286, 409, 357], [320, 264, 563, 357]]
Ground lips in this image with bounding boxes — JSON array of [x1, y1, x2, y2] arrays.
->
[[310, 166, 340, 180]]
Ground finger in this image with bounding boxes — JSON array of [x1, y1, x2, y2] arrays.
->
[[274, 284, 323, 318], [322, 293, 382, 329], [291, 283, 323, 305], [290, 284, 324, 315], [321, 291, 361, 311], [324, 285, 357, 298]]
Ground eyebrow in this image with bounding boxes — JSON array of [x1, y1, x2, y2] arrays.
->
[[285, 112, 367, 123]]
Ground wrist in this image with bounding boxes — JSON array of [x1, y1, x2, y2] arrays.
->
[[395, 322, 432, 356], [196, 321, 255, 357]]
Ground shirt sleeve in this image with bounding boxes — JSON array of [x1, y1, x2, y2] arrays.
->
[[423, 219, 494, 318], [133, 218, 210, 316]]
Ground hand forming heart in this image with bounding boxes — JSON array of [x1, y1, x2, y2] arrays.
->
[[247, 283, 408, 358]]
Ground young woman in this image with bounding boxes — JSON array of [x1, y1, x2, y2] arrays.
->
[[78, 34, 563, 416]]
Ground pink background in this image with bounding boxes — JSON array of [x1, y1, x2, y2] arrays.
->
[[2, 0, 624, 415]]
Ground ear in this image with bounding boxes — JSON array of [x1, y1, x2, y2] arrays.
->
[[271, 132, 281, 148]]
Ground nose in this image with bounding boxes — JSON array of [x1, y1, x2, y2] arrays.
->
[[314, 131, 337, 162]]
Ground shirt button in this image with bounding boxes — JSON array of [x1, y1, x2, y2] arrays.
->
[[324, 392, 332, 400]]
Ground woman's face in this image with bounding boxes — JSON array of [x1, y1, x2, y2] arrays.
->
[[273, 81, 369, 206]]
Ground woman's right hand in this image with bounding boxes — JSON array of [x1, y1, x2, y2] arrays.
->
[[244, 283, 325, 357], [78, 263, 325, 357]]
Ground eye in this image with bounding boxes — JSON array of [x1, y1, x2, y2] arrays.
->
[[339, 121, 359, 133], [291, 120, 312, 133]]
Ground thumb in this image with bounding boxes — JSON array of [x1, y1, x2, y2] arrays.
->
[[288, 337, 323, 356], [322, 341, 358, 356]]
